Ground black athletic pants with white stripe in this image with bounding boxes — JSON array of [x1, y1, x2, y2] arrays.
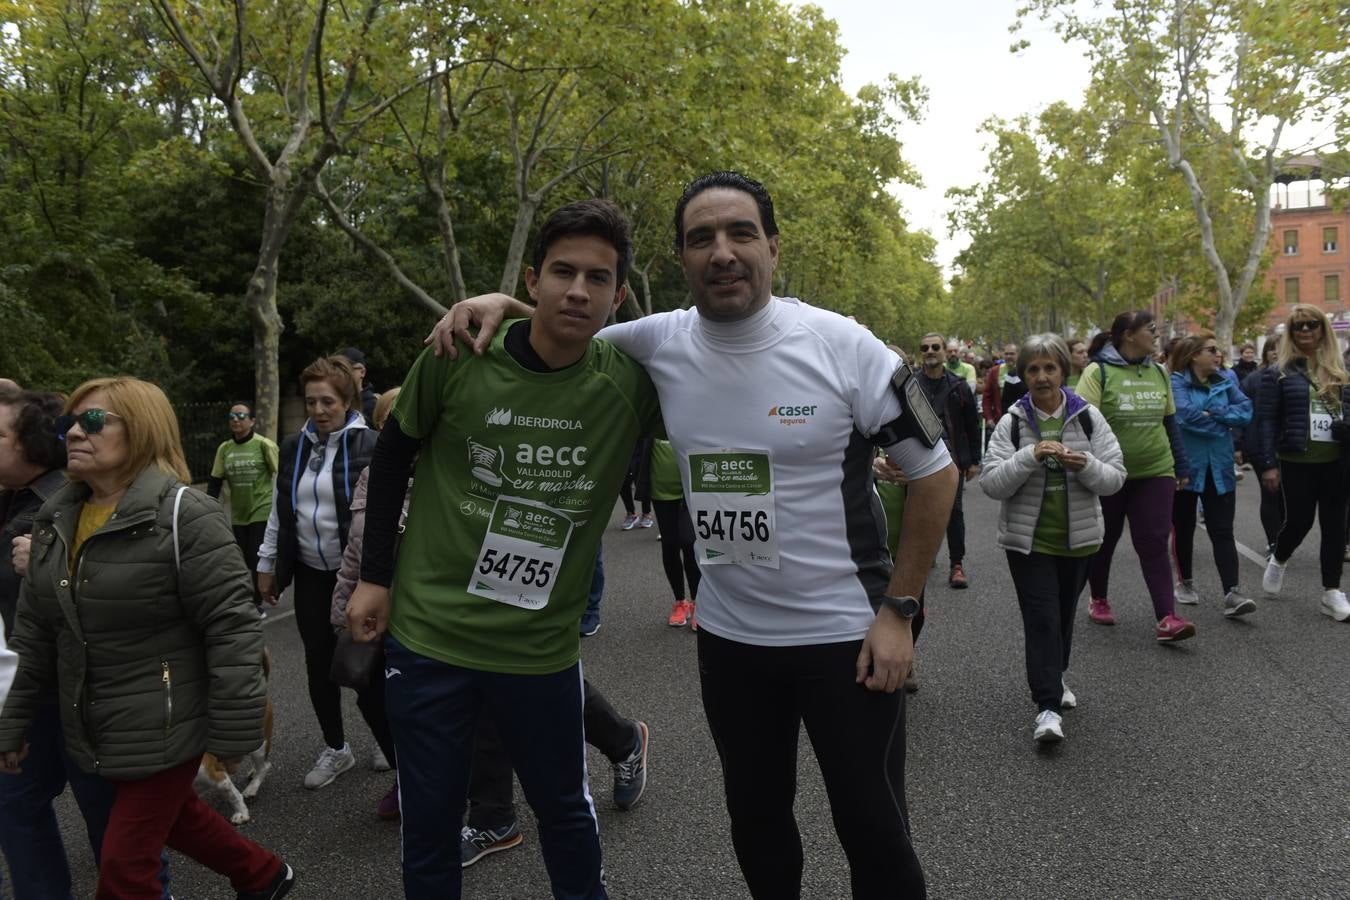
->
[[696, 629, 926, 899]]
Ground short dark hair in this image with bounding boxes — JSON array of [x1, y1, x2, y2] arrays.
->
[[0, 389, 66, 471], [673, 171, 779, 251], [1109, 310, 1155, 348], [531, 198, 632, 287], [228, 400, 256, 418]]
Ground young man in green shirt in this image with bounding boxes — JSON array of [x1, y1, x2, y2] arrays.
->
[[207, 401, 279, 613], [347, 200, 661, 900]]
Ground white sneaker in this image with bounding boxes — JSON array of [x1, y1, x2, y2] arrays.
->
[[1060, 680, 1077, 710], [1174, 580, 1199, 605], [372, 746, 392, 772], [1262, 559, 1287, 596], [1033, 710, 1064, 743], [1320, 589, 1350, 622], [303, 743, 356, 789]]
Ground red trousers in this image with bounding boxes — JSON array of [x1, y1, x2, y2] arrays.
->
[[97, 757, 281, 899]]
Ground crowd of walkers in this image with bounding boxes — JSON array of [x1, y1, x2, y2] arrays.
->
[[0, 172, 1346, 900]]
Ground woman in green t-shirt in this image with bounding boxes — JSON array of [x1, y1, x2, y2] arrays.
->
[[1254, 304, 1350, 621], [647, 439, 702, 628], [1075, 310, 1196, 643], [981, 333, 1125, 744]]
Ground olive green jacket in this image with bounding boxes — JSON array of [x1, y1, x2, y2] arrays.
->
[[0, 467, 265, 779]]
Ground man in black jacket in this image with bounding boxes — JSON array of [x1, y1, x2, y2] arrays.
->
[[918, 333, 982, 588]]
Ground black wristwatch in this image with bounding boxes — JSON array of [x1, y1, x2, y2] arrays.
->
[[880, 595, 921, 618]]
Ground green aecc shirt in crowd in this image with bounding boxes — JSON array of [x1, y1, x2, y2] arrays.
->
[[649, 439, 683, 502], [389, 328, 662, 675], [1031, 415, 1098, 558], [209, 433, 279, 525], [1077, 361, 1176, 480]]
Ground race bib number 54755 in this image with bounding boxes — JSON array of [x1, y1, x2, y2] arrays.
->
[[467, 496, 573, 610], [686, 449, 779, 568]]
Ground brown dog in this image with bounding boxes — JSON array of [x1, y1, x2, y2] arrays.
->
[[194, 648, 274, 825]]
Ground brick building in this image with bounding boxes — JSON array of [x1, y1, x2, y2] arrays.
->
[[1265, 157, 1350, 345]]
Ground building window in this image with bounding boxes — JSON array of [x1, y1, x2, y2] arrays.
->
[[1324, 227, 1339, 253], [1327, 274, 1341, 304], [1284, 230, 1299, 255], [1285, 277, 1300, 304]]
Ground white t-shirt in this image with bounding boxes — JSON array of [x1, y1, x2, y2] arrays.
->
[[0, 618, 16, 711], [600, 297, 951, 647]]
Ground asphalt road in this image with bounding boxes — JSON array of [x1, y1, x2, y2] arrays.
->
[[9, 474, 1350, 899]]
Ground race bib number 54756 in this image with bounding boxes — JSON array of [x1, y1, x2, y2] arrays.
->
[[686, 449, 779, 568]]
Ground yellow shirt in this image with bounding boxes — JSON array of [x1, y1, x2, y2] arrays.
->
[[69, 502, 116, 572]]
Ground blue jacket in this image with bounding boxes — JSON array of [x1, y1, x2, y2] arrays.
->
[[1254, 359, 1350, 473], [1171, 369, 1252, 494]]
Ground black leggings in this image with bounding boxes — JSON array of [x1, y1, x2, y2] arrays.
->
[[294, 564, 396, 760], [652, 498, 700, 602], [1275, 459, 1347, 588], [466, 679, 637, 830], [1172, 480, 1240, 593], [697, 630, 925, 899]]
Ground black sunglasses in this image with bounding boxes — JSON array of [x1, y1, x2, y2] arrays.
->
[[228, 411, 252, 421], [56, 409, 122, 439], [1291, 320, 1323, 332], [921, 343, 943, 351]]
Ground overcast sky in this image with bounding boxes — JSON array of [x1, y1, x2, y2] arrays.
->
[[806, 0, 1094, 273]]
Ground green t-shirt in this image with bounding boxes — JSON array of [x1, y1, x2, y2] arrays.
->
[[1077, 361, 1176, 479], [1066, 373, 1081, 390], [1279, 386, 1343, 465], [876, 477, 907, 559], [946, 359, 977, 390], [649, 439, 683, 501], [389, 330, 661, 675], [210, 433, 279, 525], [1031, 415, 1098, 557]]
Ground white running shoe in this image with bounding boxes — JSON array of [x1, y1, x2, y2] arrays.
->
[[1320, 589, 1350, 622], [1262, 559, 1287, 596], [303, 743, 356, 789], [1033, 710, 1064, 743], [1060, 680, 1077, 710], [372, 746, 392, 772], [1174, 580, 1199, 605]]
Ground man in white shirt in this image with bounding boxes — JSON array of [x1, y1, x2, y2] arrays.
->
[[431, 172, 956, 899]]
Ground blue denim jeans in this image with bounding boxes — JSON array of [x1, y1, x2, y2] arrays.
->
[[0, 702, 170, 900]]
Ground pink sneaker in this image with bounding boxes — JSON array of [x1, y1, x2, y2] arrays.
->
[[667, 599, 692, 627], [1155, 613, 1196, 643], [1088, 597, 1115, 625]]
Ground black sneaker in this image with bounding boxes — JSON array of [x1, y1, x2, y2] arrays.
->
[[613, 721, 649, 810], [461, 822, 523, 868], [236, 863, 294, 900]]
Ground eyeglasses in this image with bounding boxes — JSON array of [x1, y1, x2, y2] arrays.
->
[[1201, 345, 1220, 354], [1291, 320, 1323, 332], [228, 411, 251, 421], [308, 443, 327, 473], [1144, 323, 1157, 333], [920, 343, 943, 352], [56, 409, 122, 439]]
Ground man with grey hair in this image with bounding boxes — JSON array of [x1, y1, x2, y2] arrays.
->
[[945, 340, 977, 391], [919, 333, 982, 588]]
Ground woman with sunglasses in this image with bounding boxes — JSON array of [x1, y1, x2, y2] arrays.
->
[[207, 402, 279, 616], [1076, 310, 1196, 642], [256, 356, 378, 789], [1255, 305, 1350, 620], [1168, 332, 1255, 618], [0, 377, 294, 899]]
